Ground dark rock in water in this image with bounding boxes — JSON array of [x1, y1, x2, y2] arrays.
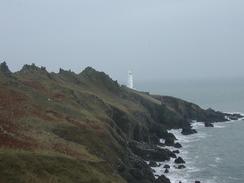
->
[[226, 113, 244, 121], [195, 181, 201, 183], [181, 128, 197, 135], [169, 151, 177, 159], [173, 150, 180, 154], [165, 138, 182, 149], [156, 175, 171, 183], [163, 132, 177, 141], [164, 168, 169, 173], [225, 113, 242, 120], [174, 157, 185, 164], [175, 165, 186, 169], [231, 116, 240, 120], [204, 122, 214, 127], [164, 132, 177, 146], [163, 164, 170, 169], [149, 161, 158, 167], [165, 138, 175, 146], [174, 142, 182, 148]]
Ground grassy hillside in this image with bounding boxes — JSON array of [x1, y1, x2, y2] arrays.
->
[[0, 62, 228, 183]]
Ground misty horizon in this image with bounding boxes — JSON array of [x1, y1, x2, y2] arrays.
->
[[1, 0, 244, 83]]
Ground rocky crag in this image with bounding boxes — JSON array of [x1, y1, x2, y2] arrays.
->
[[0, 62, 241, 183]]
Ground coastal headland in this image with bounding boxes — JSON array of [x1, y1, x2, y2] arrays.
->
[[0, 62, 242, 183]]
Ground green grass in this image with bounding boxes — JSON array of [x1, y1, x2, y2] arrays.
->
[[0, 150, 125, 183]]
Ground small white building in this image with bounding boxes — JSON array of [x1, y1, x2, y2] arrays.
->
[[127, 71, 134, 89]]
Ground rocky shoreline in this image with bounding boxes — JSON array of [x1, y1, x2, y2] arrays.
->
[[131, 113, 244, 183]]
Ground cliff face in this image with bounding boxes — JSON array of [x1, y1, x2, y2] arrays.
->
[[153, 95, 228, 123], [0, 63, 229, 183]]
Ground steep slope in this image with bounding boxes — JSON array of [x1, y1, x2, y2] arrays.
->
[[0, 62, 232, 183], [153, 95, 228, 122]]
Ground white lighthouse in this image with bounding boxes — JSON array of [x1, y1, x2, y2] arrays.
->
[[127, 71, 134, 89]]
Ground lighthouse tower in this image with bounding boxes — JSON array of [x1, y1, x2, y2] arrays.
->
[[127, 71, 134, 89]]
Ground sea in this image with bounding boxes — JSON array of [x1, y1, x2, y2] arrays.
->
[[137, 78, 244, 183]]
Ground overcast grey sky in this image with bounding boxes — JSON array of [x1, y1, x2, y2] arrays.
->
[[0, 0, 244, 83]]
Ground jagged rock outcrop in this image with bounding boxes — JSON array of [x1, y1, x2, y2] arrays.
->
[[204, 122, 214, 127], [163, 164, 170, 169], [172, 150, 180, 154], [156, 175, 171, 183], [17, 63, 52, 79], [175, 165, 186, 169], [226, 113, 243, 120], [21, 63, 47, 73], [80, 66, 120, 92], [174, 142, 182, 148], [0, 62, 12, 76], [174, 157, 185, 164], [181, 128, 197, 135]]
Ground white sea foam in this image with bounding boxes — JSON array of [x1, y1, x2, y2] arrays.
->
[[151, 129, 197, 182], [225, 112, 244, 116], [160, 139, 165, 144], [151, 160, 192, 183], [152, 125, 221, 183], [228, 176, 241, 180], [209, 164, 217, 168], [214, 124, 226, 128], [191, 122, 205, 129], [153, 116, 242, 183], [215, 157, 222, 163]]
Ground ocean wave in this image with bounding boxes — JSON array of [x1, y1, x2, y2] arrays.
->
[[215, 157, 222, 163], [214, 124, 226, 128], [152, 162, 192, 183], [204, 177, 219, 183], [176, 133, 208, 145], [209, 163, 217, 168], [225, 112, 244, 116], [191, 122, 205, 129], [228, 176, 241, 180], [158, 122, 235, 183]]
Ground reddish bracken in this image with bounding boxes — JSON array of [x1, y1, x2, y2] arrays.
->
[[52, 143, 84, 159], [22, 80, 48, 93], [0, 88, 28, 118], [52, 93, 66, 101], [65, 116, 88, 129], [0, 88, 37, 150]]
